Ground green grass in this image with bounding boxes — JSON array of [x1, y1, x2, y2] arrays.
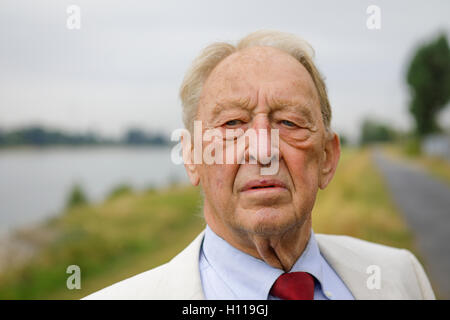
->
[[0, 147, 416, 299]]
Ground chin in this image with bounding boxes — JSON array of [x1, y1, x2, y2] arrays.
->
[[238, 207, 298, 237]]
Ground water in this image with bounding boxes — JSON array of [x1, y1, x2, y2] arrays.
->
[[0, 146, 188, 235]]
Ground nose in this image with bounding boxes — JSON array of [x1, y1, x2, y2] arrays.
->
[[247, 115, 279, 166]]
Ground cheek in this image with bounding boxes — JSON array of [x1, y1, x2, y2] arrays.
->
[[200, 164, 237, 195], [202, 136, 243, 190], [281, 138, 323, 188]]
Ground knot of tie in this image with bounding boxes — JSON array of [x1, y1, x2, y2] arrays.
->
[[270, 272, 315, 300]]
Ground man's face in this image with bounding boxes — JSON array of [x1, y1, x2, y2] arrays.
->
[[186, 46, 338, 238]]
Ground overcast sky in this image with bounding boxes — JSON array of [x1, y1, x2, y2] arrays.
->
[[0, 0, 449, 140]]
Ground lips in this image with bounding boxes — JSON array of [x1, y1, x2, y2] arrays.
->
[[240, 179, 287, 192]]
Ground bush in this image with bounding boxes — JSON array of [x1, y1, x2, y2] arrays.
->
[[107, 184, 133, 200], [360, 119, 397, 145], [66, 184, 88, 209], [403, 137, 422, 157]]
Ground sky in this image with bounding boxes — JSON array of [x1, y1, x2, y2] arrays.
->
[[0, 0, 449, 141]]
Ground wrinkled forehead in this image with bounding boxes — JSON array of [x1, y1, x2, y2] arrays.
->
[[199, 46, 320, 110]]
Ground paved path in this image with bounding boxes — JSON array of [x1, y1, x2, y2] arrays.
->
[[373, 149, 450, 299]]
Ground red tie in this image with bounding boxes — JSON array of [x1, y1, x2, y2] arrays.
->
[[270, 272, 315, 300]]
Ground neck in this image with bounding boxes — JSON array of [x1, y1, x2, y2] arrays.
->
[[205, 207, 312, 272]]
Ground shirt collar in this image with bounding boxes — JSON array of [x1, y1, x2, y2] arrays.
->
[[201, 225, 326, 299]]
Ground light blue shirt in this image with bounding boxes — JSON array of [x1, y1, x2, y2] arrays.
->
[[199, 225, 354, 300]]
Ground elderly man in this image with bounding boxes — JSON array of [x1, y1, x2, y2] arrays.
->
[[84, 30, 435, 300]]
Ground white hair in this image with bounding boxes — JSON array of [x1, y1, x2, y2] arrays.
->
[[179, 30, 332, 134]]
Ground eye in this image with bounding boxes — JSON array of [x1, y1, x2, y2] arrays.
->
[[280, 120, 297, 128], [224, 119, 244, 127]]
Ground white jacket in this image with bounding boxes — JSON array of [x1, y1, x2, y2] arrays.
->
[[83, 231, 435, 300]]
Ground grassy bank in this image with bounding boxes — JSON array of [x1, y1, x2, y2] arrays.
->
[[0, 187, 206, 299], [0, 147, 415, 299]]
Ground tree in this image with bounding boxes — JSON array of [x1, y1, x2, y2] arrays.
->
[[359, 119, 396, 145], [406, 34, 450, 137]]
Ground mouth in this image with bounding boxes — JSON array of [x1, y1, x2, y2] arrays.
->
[[240, 179, 287, 193]]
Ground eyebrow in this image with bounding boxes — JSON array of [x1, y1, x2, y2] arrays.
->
[[211, 96, 316, 125], [212, 97, 252, 117], [272, 105, 314, 123], [270, 103, 316, 125]]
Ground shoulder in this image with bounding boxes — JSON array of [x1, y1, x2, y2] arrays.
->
[[316, 233, 407, 257], [315, 233, 417, 279], [315, 233, 435, 299], [82, 231, 206, 300], [316, 233, 428, 269]]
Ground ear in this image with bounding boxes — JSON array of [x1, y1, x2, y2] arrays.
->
[[318, 132, 341, 190], [182, 135, 200, 186], [185, 162, 200, 186]]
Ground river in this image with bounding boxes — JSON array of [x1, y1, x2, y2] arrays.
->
[[0, 146, 188, 235]]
